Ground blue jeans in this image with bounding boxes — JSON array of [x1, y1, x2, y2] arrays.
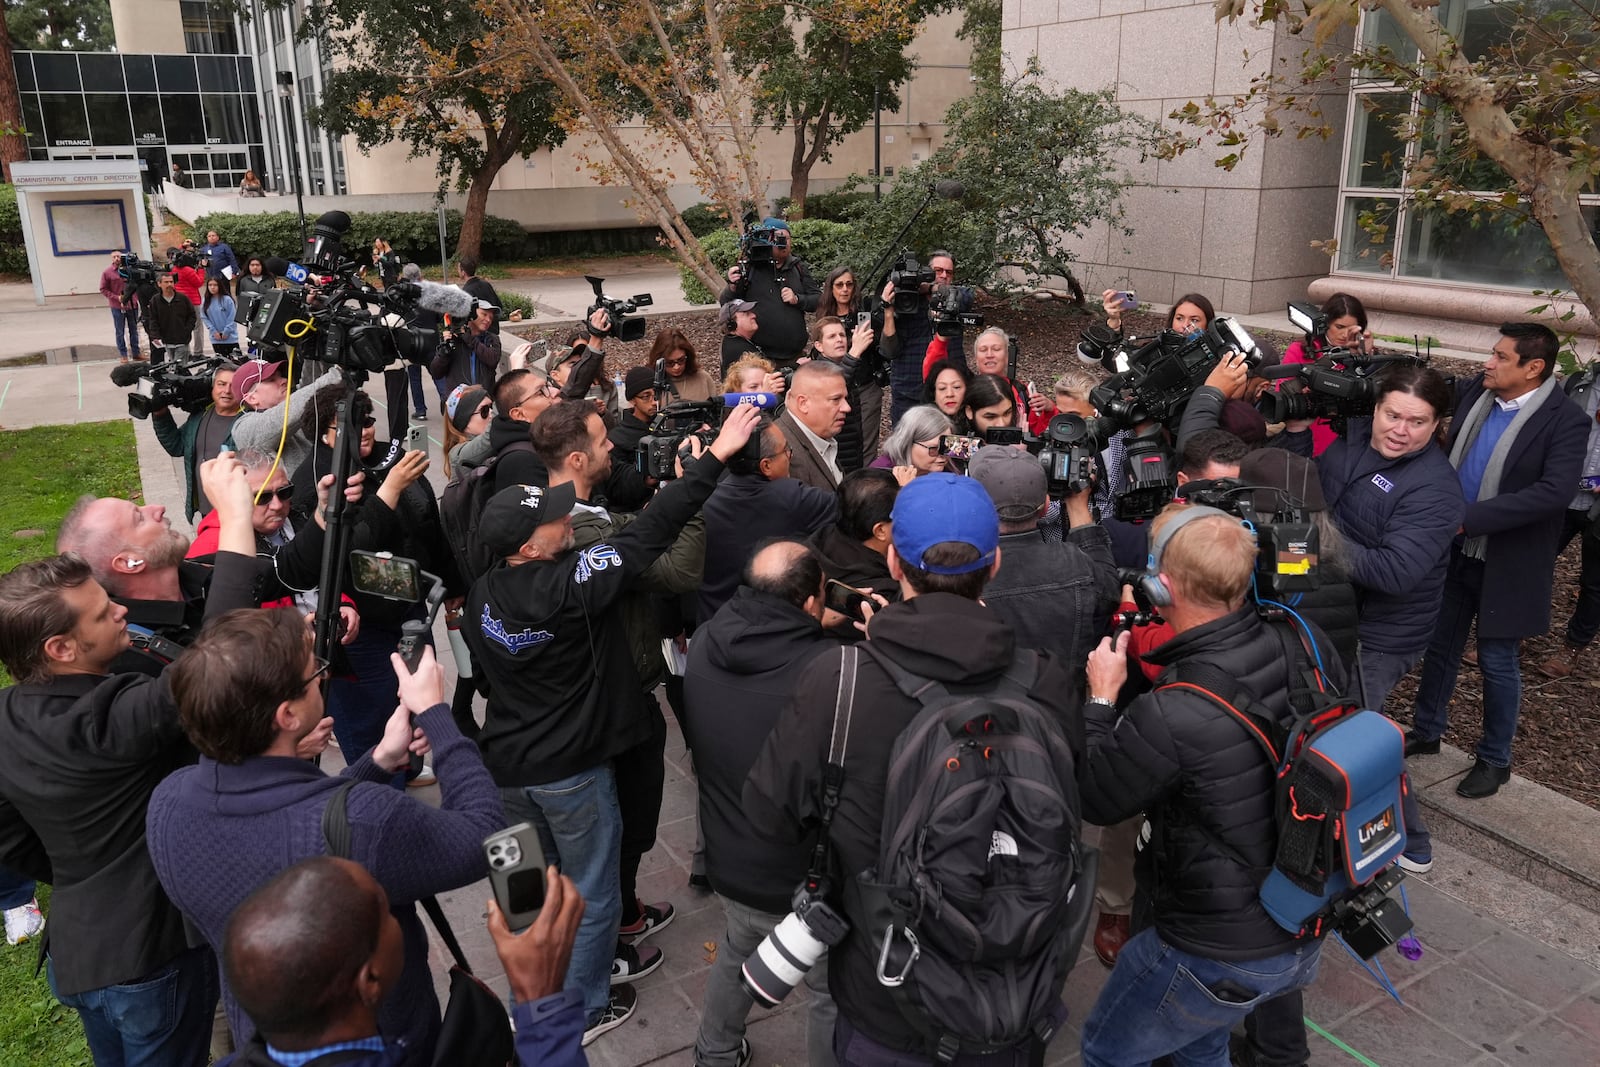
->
[[1411, 550, 1523, 768], [47, 946, 218, 1067], [1080, 929, 1321, 1067], [504, 766, 623, 1026], [110, 307, 138, 357], [406, 364, 428, 416], [326, 626, 407, 789], [1359, 646, 1431, 860], [0, 861, 35, 909]]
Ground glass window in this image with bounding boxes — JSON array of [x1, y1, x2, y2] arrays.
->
[[156, 56, 199, 94], [1416, 99, 1514, 192], [124, 55, 157, 93], [238, 57, 256, 89], [1336, 196, 1400, 274], [39, 94, 90, 145], [34, 53, 81, 93], [21, 94, 46, 149], [1400, 203, 1600, 289], [163, 96, 207, 144], [79, 54, 125, 92], [228, 152, 247, 169], [198, 55, 240, 93], [1359, 8, 1419, 66], [86, 94, 133, 145], [202, 94, 247, 143], [1346, 92, 1410, 189], [14, 54, 35, 92], [130, 95, 165, 143], [193, 171, 215, 190]]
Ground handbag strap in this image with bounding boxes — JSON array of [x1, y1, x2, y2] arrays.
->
[[320, 778, 473, 974], [806, 645, 860, 880]]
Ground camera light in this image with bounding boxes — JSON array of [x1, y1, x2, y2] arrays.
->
[[1287, 302, 1320, 336]]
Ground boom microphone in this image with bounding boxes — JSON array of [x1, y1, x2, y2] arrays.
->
[[395, 281, 476, 319], [934, 179, 965, 201], [109, 361, 151, 387]]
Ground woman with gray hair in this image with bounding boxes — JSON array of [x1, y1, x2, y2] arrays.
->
[[872, 403, 954, 480]]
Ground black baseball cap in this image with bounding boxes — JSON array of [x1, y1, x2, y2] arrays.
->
[[477, 482, 578, 558]]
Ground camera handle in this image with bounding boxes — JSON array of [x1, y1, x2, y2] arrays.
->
[[312, 365, 369, 667], [395, 571, 446, 775]]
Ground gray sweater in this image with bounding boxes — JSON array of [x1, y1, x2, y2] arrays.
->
[[224, 367, 341, 472]]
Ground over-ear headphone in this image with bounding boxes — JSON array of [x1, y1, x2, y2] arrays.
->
[[1138, 506, 1244, 608]]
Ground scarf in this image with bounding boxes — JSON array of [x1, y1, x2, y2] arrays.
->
[[1448, 375, 1559, 560]]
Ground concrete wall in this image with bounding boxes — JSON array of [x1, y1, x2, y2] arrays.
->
[[109, 0, 184, 53], [1007, 0, 1346, 315]]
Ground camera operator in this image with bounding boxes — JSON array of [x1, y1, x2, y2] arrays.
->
[[1280, 292, 1375, 456], [719, 218, 819, 366], [151, 361, 242, 522], [146, 609, 503, 1065], [684, 540, 841, 1067], [143, 270, 198, 364], [0, 457, 260, 1065], [100, 250, 141, 362], [1077, 505, 1345, 1065], [462, 404, 761, 1043], [818, 266, 892, 458], [743, 473, 1084, 1064], [171, 241, 210, 355], [806, 315, 875, 475], [609, 366, 661, 482], [969, 445, 1117, 711], [457, 257, 502, 335], [530, 400, 706, 979], [651, 328, 720, 403], [719, 298, 765, 372], [429, 298, 502, 397], [699, 414, 839, 622], [224, 357, 344, 480], [886, 250, 973, 424]]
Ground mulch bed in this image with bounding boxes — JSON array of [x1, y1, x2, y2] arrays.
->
[[523, 296, 1597, 809]]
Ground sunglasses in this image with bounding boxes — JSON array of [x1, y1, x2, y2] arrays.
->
[[474, 401, 493, 419], [253, 483, 295, 504]]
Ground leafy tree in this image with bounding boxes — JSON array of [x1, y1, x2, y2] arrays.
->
[[0, 12, 28, 181], [1183, 0, 1600, 330], [843, 60, 1161, 300], [295, 0, 565, 264], [3, 0, 111, 50]]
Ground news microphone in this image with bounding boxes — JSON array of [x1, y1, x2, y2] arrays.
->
[[723, 392, 781, 409], [313, 210, 352, 234], [394, 281, 475, 319], [109, 362, 151, 387], [262, 256, 292, 278], [934, 179, 965, 200]]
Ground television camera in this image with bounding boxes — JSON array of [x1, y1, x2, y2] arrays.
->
[[585, 275, 653, 343], [108, 352, 229, 420], [1256, 302, 1430, 432]]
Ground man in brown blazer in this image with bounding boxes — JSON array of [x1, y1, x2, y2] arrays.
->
[[777, 361, 850, 492]]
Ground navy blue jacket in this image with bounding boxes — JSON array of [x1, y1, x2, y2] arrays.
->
[[1446, 375, 1590, 639], [1318, 420, 1464, 656]]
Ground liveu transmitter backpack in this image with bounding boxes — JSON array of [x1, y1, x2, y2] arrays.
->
[[844, 645, 1098, 1063]]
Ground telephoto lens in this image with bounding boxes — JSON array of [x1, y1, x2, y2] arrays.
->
[[739, 885, 850, 1007]]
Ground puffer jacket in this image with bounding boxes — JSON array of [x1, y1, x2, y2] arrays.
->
[[1317, 421, 1464, 656], [1080, 606, 1348, 962]]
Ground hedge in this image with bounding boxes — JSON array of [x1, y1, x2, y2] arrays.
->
[[183, 209, 531, 266], [0, 185, 28, 276], [678, 218, 865, 305]]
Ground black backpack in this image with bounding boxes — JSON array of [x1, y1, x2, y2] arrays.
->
[[839, 644, 1097, 1063], [438, 440, 534, 585]]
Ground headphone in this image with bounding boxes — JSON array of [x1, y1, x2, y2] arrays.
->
[[1138, 506, 1249, 608]]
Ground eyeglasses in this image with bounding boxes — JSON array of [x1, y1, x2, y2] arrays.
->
[[664, 358, 689, 369], [913, 440, 941, 455], [301, 656, 331, 693], [932, 267, 955, 277], [252, 483, 295, 505], [474, 401, 493, 419]]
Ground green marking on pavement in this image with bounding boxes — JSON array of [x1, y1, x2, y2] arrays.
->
[[1305, 1016, 1382, 1067]]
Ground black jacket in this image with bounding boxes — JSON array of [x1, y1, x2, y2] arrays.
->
[[485, 415, 548, 496], [464, 455, 727, 786], [699, 472, 838, 622], [684, 588, 837, 912], [718, 258, 819, 359], [744, 593, 1081, 1050], [808, 524, 897, 642], [143, 292, 196, 346], [1079, 607, 1348, 963], [461, 275, 502, 334]]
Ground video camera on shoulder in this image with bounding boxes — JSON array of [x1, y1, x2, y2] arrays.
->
[[1175, 477, 1320, 598], [116, 252, 164, 289], [887, 252, 934, 315], [1079, 317, 1263, 429], [110, 353, 227, 420], [586, 275, 652, 342], [1256, 302, 1428, 431], [737, 223, 785, 274], [931, 284, 982, 339], [638, 401, 720, 481]]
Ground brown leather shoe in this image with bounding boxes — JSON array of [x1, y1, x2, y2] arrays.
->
[[1537, 646, 1579, 679], [1093, 913, 1130, 968]]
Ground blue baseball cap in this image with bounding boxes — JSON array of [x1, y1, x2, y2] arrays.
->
[[890, 473, 999, 576]]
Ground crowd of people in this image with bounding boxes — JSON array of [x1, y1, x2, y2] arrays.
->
[[6, 217, 1600, 1067]]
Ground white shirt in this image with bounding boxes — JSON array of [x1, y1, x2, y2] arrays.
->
[[791, 413, 842, 483]]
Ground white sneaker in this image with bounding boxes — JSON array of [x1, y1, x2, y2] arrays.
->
[[4, 898, 44, 946]]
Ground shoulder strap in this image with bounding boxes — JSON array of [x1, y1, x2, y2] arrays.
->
[[1157, 663, 1281, 767], [860, 642, 1041, 708], [805, 646, 860, 881], [321, 779, 471, 973]]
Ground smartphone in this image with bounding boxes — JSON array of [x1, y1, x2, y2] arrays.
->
[[856, 311, 871, 329], [485, 824, 548, 932], [939, 433, 984, 461], [405, 421, 427, 454], [348, 550, 422, 603], [824, 579, 870, 622], [1117, 290, 1137, 311], [983, 426, 1027, 446]]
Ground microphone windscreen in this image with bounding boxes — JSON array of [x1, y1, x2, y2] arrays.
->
[[935, 179, 966, 200], [723, 392, 780, 409], [412, 281, 476, 319], [109, 362, 150, 387], [262, 257, 291, 277], [313, 210, 351, 233]]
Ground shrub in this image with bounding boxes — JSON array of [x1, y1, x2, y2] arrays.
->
[[497, 290, 535, 321], [680, 202, 737, 239], [186, 209, 531, 265], [0, 185, 30, 277], [677, 219, 864, 305]]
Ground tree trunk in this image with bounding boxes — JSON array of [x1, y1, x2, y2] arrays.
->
[[454, 116, 520, 265], [788, 120, 811, 216], [0, 14, 27, 181]]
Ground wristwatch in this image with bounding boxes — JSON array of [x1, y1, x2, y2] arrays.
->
[[1086, 696, 1117, 710]]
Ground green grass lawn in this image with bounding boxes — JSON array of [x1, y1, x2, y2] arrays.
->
[[0, 420, 141, 1066]]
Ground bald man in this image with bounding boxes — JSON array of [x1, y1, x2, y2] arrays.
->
[[220, 856, 587, 1067], [778, 361, 851, 491]]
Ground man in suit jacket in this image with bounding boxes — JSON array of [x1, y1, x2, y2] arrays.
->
[[1406, 322, 1590, 798], [0, 458, 261, 1066], [777, 360, 851, 492]]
